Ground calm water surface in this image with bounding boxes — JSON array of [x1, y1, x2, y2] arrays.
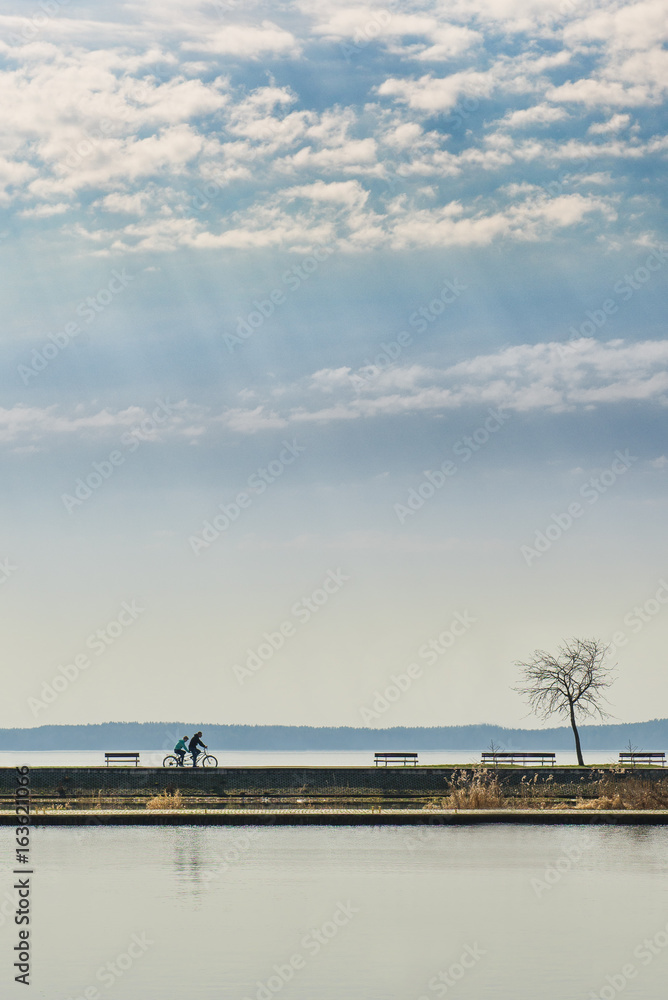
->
[[1, 824, 667, 998]]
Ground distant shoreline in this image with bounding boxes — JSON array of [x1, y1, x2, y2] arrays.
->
[[1, 719, 667, 751]]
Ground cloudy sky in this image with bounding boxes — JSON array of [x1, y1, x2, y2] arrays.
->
[[1, 0, 667, 731]]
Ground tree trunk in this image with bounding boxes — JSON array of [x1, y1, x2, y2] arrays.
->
[[569, 701, 585, 766]]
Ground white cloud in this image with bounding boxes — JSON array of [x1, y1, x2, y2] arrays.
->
[[547, 78, 657, 107], [382, 121, 425, 149], [6, 339, 667, 448], [0, 0, 662, 254], [498, 103, 569, 128], [80, 175, 617, 254], [284, 180, 369, 210], [218, 407, 288, 433], [18, 200, 70, 218], [279, 138, 379, 174], [563, 0, 668, 52], [286, 338, 668, 423], [0, 401, 201, 447], [588, 113, 631, 134], [416, 25, 482, 60], [308, 5, 480, 59], [378, 71, 495, 112], [309, 6, 408, 40], [183, 20, 300, 58], [387, 191, 614, 248], [96, 191, 150, 214]]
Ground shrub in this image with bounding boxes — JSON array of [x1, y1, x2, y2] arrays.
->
[[146, 789, 184, 810]]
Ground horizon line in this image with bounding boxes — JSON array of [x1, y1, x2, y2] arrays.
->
[[3, 718, 665, 731]]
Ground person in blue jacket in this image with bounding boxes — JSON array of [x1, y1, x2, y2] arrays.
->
[[188, 732, 207, 768], [173, 736, 189, 766]]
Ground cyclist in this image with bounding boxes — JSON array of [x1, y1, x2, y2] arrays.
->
[[188, 731, 207, 768], [173, 736, 189, 767]]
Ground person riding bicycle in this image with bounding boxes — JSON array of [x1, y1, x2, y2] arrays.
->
[[188, 732, 207, 768], [173, 736, 189, 767]]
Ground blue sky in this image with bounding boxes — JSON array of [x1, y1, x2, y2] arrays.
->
[[1, 0, 667, 730]]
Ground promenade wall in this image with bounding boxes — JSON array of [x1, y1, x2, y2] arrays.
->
[[1, 766, 665, 798]]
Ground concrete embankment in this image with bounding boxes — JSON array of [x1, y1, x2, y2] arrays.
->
[[3, 808, 668, 826], [3, 767, 667, 824], [3, 765, 664, 797]]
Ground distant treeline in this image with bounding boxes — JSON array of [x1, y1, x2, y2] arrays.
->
[[1, 720, 667, 751]]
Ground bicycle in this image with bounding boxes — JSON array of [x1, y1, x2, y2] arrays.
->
[[162, 750, 218, 768]]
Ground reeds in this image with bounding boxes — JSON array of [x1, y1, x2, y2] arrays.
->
[[576, 777, 668, 810], [431, 769, 506, 809], [146, 789, 184, 810]]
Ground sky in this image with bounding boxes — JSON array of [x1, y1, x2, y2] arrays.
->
[[1, 0, 667, 730]]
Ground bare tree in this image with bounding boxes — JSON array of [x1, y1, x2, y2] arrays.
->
[[515, 638, 615, 766]]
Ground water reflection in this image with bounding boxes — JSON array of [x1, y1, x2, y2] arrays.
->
[[171, 828, 210, 898], [1, 824, 666, 999]]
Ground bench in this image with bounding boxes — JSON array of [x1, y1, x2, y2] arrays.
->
[[481, 752, 556, 766], [374, 752, 418, 767], [104, 752, 140, 767], [618, 751, 665, 767]]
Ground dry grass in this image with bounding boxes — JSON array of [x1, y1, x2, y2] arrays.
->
[[576, 777, 668, 810], [425, 773, 668, 812], [146, 789, 184, 810], [427, 769, 507, 809]]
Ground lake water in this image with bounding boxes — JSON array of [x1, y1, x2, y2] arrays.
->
[[1, 824, 667, 998], [0, 749, 624, 767]]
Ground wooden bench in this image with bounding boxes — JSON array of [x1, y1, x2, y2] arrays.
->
[[374, 752, 418, 767], [481, 751, 556, 766], [104, 752, 140, 767], [618, 751, 665, 767]]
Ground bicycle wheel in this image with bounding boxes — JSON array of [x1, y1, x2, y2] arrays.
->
[[201, 754, 218, 768], [163, 755, 180, 767]]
